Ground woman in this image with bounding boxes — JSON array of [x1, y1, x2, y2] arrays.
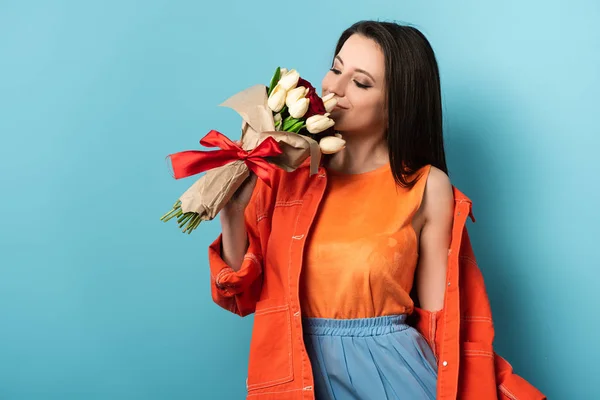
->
[[220, 20, 448, 399], [209, 20, 544, 400]]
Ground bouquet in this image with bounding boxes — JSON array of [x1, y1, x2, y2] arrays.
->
[[161, 67, 346, 234]]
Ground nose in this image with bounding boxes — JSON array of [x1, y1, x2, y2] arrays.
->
[[324, 74, 346, 98]]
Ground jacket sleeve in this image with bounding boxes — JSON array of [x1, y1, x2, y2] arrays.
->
[[495, 354, 547, 400], [411, 307, 443, 359], [207, 181, 267, 317]]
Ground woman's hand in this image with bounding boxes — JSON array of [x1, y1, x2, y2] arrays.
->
[[225, 172, 258, 214], [223, 140, 258, 214]]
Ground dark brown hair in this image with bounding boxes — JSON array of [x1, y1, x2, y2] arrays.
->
[[333, 20, 448, 188]]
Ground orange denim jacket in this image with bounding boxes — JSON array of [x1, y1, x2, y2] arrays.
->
[[208, 163, 546, 400]]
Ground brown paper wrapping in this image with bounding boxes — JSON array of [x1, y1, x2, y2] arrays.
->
[[177, 84, 321, 221]]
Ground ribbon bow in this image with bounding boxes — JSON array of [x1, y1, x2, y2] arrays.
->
[[167, 130, 283, 187]]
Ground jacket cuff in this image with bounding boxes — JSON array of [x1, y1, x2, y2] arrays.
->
[[208, 234, 262, 298], [411, 307, 443, 359]]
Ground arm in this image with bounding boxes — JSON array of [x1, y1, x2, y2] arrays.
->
[[416, 166, 455, 311], [219, 205, 250, 272], [207, 176, 267, 317]]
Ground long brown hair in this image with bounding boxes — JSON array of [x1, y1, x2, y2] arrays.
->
[[333, 21, 448, 188]]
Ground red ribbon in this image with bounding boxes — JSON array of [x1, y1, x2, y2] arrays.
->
[[167, 130, 282, 187]]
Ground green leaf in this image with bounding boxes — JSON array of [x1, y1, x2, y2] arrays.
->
[[283, 117, 301, 131], [267, 67, 281, 97], [288, 120, 305, 133], [291, 120, 303, 131]]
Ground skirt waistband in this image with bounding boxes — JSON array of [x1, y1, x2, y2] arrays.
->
[[302, 314, 409, 337]]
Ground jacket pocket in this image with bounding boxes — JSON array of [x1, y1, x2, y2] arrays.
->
[[246, 299, 294, 391], [458, 342, 497, 399]]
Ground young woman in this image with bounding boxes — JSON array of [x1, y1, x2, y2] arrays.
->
[[214, 20, 452, 399]]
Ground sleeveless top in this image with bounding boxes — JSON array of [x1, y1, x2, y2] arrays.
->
[[299, 163, 432, 319]]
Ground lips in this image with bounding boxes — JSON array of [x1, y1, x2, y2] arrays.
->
[[322, 92, 348, 110]]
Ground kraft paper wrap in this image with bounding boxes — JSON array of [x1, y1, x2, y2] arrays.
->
[[177, 84, 321, 221]]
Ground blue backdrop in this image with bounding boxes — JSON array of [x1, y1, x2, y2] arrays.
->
[[1, 1, 598, 398]]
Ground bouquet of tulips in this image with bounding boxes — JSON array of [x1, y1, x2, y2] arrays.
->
[[266, 67, 345, 150], [161, 67, 346, 234]]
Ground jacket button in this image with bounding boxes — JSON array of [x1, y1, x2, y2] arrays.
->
[[442, 361, 448, 367]]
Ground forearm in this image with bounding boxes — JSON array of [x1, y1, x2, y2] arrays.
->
[[219, 205, 249, 272]]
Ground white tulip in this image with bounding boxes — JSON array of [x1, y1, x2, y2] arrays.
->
[[267, 84, 286, 112], [306, 113, 335, 134], [319, 135, 346, 154], [279, 68, 288, 76], [285, 86, 308, 108], [322, 93, 338, 113], [278, 69, 300, 91], [288, 98, 310, 118]]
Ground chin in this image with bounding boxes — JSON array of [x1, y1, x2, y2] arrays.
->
[[330, 113, 348, 130], [330, 117, 359, 134], [331, 122, 348, 133]]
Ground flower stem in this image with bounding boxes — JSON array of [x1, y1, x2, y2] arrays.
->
[[183, 215, 196, 233], [178, 213, 193, 227], [161, 206, 180, 221], [192, 215, 202, 230], [185, 214, 202, 234]]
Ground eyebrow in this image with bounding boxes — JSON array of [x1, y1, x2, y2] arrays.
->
[[335, 55, 376, 82]]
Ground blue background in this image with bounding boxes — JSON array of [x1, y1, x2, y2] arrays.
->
[[1, 0, 598, 398]]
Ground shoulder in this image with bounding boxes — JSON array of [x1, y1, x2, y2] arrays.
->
[[424, 165, 452, 199], [422, 165, 454, 222]]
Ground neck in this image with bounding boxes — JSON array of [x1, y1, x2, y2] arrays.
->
[[326, 130, 389, 174]]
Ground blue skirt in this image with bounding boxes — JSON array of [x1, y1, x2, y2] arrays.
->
[[302, 314, 437, 400]]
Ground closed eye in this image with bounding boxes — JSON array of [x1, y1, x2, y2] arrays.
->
[[354, 81, 371, 89], [330, 68, 371, 89]]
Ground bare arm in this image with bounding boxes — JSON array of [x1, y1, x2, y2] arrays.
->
[[220, 205, 249, 272], [218, 172, 258, 272], [416, 166, 455, 311]]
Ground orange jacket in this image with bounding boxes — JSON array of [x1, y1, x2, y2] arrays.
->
[[208, 163, 546, 399]]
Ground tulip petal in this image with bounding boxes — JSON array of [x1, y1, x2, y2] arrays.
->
[[319, 136, 346, 154]]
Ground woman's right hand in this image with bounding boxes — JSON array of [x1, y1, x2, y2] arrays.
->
[[223, 140, 258, 214], [226, 172, 258, 213]]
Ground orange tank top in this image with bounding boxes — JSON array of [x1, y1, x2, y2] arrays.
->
[[299, 163, 432, 319]]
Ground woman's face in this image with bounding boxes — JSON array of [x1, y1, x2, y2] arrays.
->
[[321, 34, 387, 136]]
